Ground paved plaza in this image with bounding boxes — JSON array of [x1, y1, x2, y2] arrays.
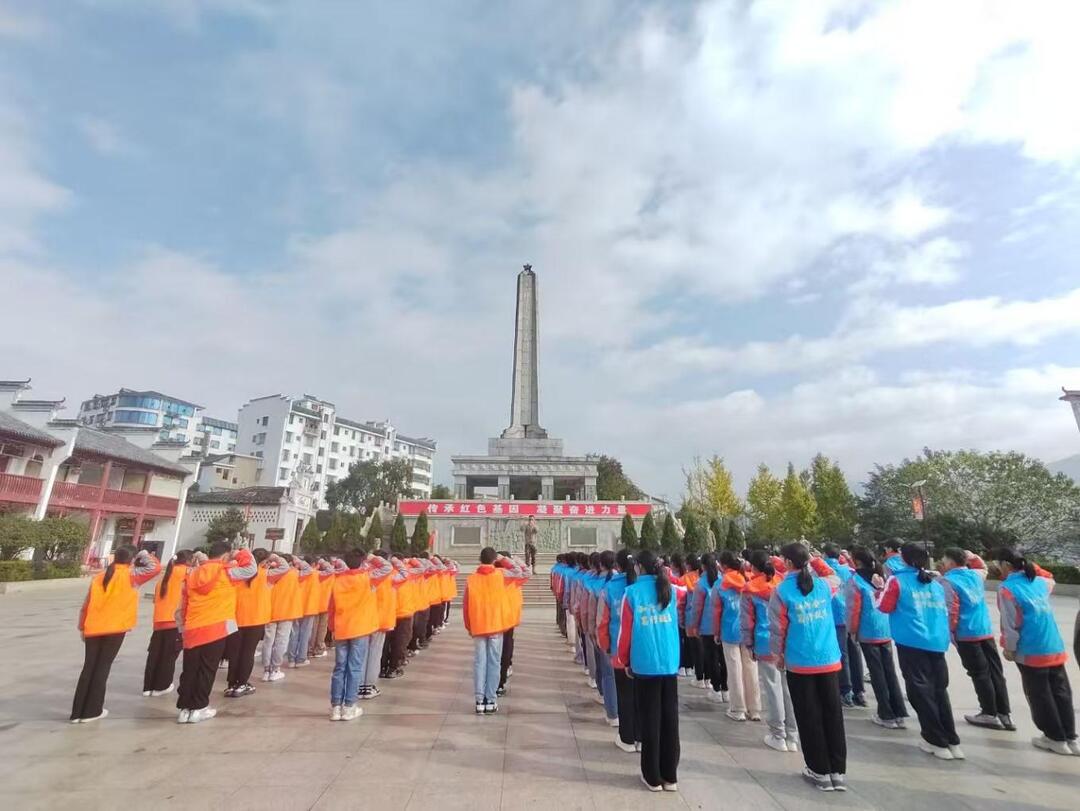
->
[[0, 583, 1077, 810]]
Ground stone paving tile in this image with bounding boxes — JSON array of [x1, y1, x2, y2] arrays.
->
[[1, 586, 1078, 810]]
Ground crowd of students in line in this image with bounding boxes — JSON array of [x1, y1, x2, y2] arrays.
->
[[550, 541, 1079, 793], [70, 542, 460, 724]]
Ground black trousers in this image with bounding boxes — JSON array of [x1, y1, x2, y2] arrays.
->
[[1018, 664, 1076, 742], [427, 604, 443, 637], [690, 636, 704, 681], [957, 638, 1010, 717], [177, 637, 228, 711], [499, 627, 516, 688], [678, 627, 692, 670], [144, 627, 180, 692], [896, 644, 959, 748], [410, 609, 430, 649], [836, 626, 865, 696], [860, 641, 908, 721], [614, 667, 640, 745], [391, 615, 413, 669], [701, 636, 728, 691], [634, 675, 679, 787], [381, 629, 394, 674], [787, 670, 846, 776], [71, 633, 125, 720], [225, 625, 265, 689]]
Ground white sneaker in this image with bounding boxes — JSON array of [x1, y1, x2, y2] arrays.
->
[[764, 734, 788, 752], [142, 690, 152, 697], [507, 666, 513, 676], [786, 738, 799, 752], [640, 775, 662, 793], [720, 690, 730, 702], [587, 678, 597, 689], [707, 690, 725, 703], [662, 782, 678, 792], [330, 705, 343, 722], [948, 745, 965, 760], [894, 717, 908, 729], [693, 679, 706, 689], [151, 683, 175, 697], [80, 709, 108, 724], [177, 710, 190, 724], [871, 715, 891, 728], [635, 742, 642, 752], [1032, 735, 1073, 756], [1067, 738, 1080, 756], [749, 713, 761, 722], [269, 670, 285, 682], [607, 717, 620, 727], [918, 740, 953, 760], [615, 736, 636, 753], [262, 671, 272, 682], [725, 709, 747, 722], [341, 705, 362, 721], [593, 694, 604, 705]]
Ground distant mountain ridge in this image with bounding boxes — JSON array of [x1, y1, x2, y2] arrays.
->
[[1049, 453, 1080, 483]]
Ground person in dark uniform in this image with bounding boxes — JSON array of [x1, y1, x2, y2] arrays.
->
[[523, 515, 538, 568]]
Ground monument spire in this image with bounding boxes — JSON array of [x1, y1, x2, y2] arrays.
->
[[502, 264, 547, 439]]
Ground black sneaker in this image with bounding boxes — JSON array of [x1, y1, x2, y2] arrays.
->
[[853, 693, 868, 708], [236, 683, 256, 697], [223, 687, 237, 698], [484, 701, 498, 714], [840, 693, 855, 708], [496, 686, 506, 697]]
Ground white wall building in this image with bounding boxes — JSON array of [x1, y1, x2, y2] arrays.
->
[[178, 486, 317, 554], [78, 388, 203, 445], [235, 394, 436, 508], [192, 415, 238, 456]]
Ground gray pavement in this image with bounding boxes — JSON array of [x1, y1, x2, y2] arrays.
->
[[0, 584, 1077, 810]]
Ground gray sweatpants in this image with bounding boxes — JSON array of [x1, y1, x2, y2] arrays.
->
[[758, 659, 798, 743], [363, 631, 385, 687], [262, 620, 293, 672]]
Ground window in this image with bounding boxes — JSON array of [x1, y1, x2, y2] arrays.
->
[[210, 440, 220, 449], [114, 410, 159, 425], [330, 442, 339, 453], [334, 427, 340, 436], [117, 394, 162, 410], [316, 464, 323, 473], [282, 449, 290, 461], [349, 447, 356, 457], [302, 453, 313, 465], [254, 451, 263, 458], [253, 432, 266, 445], [260, 416, 269, 426], [280, 467, 289, 480], [328, 459, 337, 470], [320, 430, 327, 440], [219, 468, 228, 480], [289, 415, 295, 425], [285, 431, 293, 443]]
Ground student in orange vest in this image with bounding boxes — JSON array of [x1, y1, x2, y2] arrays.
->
[[497, 550, 530, 697], [464, 547, 526, 714], [175, 542, 257, 723], [385, 553, 424, 678], [143, 549, 192, 697], [262, 553, 300, 681], [286, 555, 321, 667], [308, 554, 336, 660], [442, 557, 460, 629], [224, 547, 271, 698], [327, 549, 392, 720], [410, 553, 436, 653], [72, 547, 161, 723], [360, 548, 398, 699], [426, 555, 449, 639]]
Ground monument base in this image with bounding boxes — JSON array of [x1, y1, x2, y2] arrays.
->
[[487, 437, 565, 458]]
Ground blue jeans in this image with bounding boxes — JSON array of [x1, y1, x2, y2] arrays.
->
[[331, 636, 369, 706], [473, 634, 504, 703], [596, 645, 618, 721], [836, 625, 864, 696], [288, 616, 314, 663]]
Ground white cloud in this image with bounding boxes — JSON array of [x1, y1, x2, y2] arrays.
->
[[76, 116, 135, 156]]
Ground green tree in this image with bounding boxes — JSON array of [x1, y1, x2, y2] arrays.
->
[[681, 514, 704, 555], [810, 454, 857, 543], [430, 483, 453, 500], [390, 513, 409, 555], [725, 521, 744, 552], [659, 513, 680, 554], [620, 513, 639, 549], [366, 511, 384, 548], [708, 518, 724, 552], [205, 507, 248, 546], [0, 514, 38, 560], [640, 511, 659, 551], [340, 512, 365, 546], [779, 463, 819, 541], [683, 455, 743, 529], [297, 520, 323, 554], [746, 464, 784, 543], [322, 513, 344, 551], [36, 517, 87, 561], [590, 454, 646, 500], [325, 458, 415, 514], [410, 511, 430, 555]]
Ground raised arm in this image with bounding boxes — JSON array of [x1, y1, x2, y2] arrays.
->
[[130, 550, 162, 586], [226, 548, 257, 582]]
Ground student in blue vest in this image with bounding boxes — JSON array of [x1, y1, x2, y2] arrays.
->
[[846, 547, 908, 729], [687, 552, 728, 700], [770, 543, 847, 792], [590, 550, 619, 724], [613, 549, 681, 792], [881, 540, 905, 575], [714, 550, 759, 720], [822, 544, 866, 708], [598, 549, 639, 753], [939, 548, 1014, 731], [995, 547, 1078, 756], [873, 543, 962, 761], [683, 554, 705, 683]]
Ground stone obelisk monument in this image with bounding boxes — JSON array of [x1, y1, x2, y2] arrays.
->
[[502, 264, 546, 439]]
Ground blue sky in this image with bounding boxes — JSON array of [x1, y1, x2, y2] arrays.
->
[[3, 0, 1079, 500]]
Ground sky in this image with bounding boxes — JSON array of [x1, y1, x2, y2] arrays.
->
[[2, 0, 1080, 502]]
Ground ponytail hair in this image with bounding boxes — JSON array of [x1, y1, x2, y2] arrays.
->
[[850, 546, 882, 584], [941, 547, 967, 568], [900, 542, 933, 584], [748, 548, 774, 578], [636, 549, 671, 609], [701, 552, 719, 587], [599, 549, 616, 582], [718, 550, 741, 572], [104, 545, 135, 590], [160, 549, 194, 598], [670, 553, 686, 577], [781, 542, 813, 596], [994, 546, 1037, 581], [616, 548, 637, 586]]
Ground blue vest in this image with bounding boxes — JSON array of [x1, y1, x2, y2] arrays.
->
[[849, 573, 891, 642], [623, 575, 680, 676], [887, 566, 949, 653], [942, 567, 992, 640], [1002, 573, 1064, 660], [715, 580, 743, 644], [825, 557, 852, 627], [601, 573, 629, 657], [884, 554, 905, 574], [747, 592, 771, 657], [775, 572, 841, 672], [691, 576, 718, 636]]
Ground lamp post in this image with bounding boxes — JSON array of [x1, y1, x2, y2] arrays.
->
[[909, 479, 930, 557]]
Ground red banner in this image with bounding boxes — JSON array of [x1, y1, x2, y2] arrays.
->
[[398, 500, 652, 518]]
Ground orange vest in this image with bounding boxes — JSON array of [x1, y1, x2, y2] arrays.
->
[[235, 567, 271, 627], [270, 568, 303, 622], [423, 572, 440, 608], [685, 571, 700, 592], [318, 573, 334, 612], [331, 570, 379, 640], [152, 564, 189, 629], [507, 579, 524, 628], [396, 573, 417, 617], [375, 574, 397, 631], [465, 567, 509, 636], [83, 565, 139, 637], [182, 560, 237, 648], [300, 572, 321, 616]]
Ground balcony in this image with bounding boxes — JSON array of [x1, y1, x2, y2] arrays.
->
[[0, 472, 44, 505], [50, 481, 180, 517]]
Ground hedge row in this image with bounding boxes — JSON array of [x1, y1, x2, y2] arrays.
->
[[0, 560, 82, 582], [1040, 563, 1080, 585]]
